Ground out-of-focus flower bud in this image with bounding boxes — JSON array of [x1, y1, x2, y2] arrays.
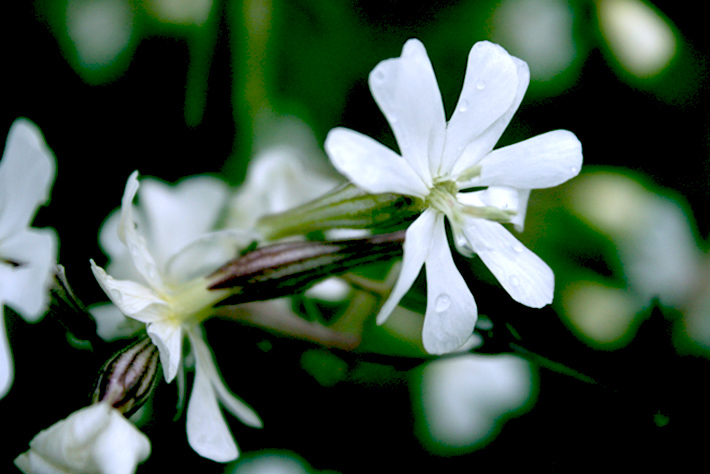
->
[[93, 336, 160, 416]]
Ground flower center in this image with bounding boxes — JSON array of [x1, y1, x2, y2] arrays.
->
[[426, 179, 463, 226], [164, 278, 230, 328]]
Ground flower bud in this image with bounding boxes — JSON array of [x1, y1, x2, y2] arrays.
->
[[92, 336, 160, 416], [208, 231, 405, 303]]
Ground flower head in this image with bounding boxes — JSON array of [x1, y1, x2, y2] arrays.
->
[[415, 354, 536, 452], [325, 39, 582, 354], [91, 171, 262, 462], [0, 118, 58, 399], [14, 402, 150, 474]]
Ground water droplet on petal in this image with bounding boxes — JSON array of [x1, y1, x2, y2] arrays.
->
[[512, 242, 524, 253], [476, 79, 486, 90], [374, 70, 386, 81], [458, 99, 469, 112], [110, 289, 124, 303], [435, 294, 451, 312], [148, 267, 160, 283], [454, 233, 475, 258], [509, 275, 520, 287], [570, 166, 579, 174]]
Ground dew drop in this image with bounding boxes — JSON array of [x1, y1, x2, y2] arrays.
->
[[570, 166, 579, 174], [110, 289, 123, 303], [509, 275, 520, 287], [458, 99, 469, 113], [129, 246, 142, 262], [476, 79, 486, 90], [512, 242, 524, 253], [454, 234, 475, 258], [435, 294, 451, 312], [148, 266, 160, 283], [374, 70, 386, 82]]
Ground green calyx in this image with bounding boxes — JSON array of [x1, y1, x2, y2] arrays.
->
[[255, 183, 425, 240]]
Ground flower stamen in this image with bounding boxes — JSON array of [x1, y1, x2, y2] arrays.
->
[[461, 204, 517, 223]]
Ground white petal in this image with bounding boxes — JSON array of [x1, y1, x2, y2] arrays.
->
[[17, 403, 150, 474], [0, 119, 56, 240], [147, 320, 183, 383], [376, 210, 437, 325], [510, 189, 531, 233], [457, 187, 531, 233], [461, 130, 583, 189], [463, 219, 554, 308], [117, 172, 166, 293], [88, 303, 144, 342], [140, 176, 230, 265], [368, 38, 445, 184], [186, 335, 239, 462], [228, 143, 341, 230], [90, 261, 168, 321], [189, 333, 262, 428], [325, 127, 429, 197], [452, 57, 530, 176], [421, 215, 478, 354], [1, 309, 13, 400], [97, 210, 135, 280], [478, 186, 520, 212], [441, 42, 519, 176], [163, 229, 258, 285], [0, 227, 57, 320]]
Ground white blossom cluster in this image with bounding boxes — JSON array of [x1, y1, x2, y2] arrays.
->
[[5, 38, 583, 473]]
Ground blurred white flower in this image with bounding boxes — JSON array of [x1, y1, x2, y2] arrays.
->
[[567, 170, 704, 348], [0, 119, 58, 399], [148, 0, 213, 26], [597, 0, 676, 78], [561, 280, 644, 349], [325, 39, 582, 354], [91, 172, 262, 462], [65, 0, 134, 71], [226, 449, 339, 474], [490, 0, 578, 83], [573, 170, 703, 308], [414, 354, 536, 453], [14, 402, 150, 474], [226, 135, 340, 234], [225, 125, 348, 301]]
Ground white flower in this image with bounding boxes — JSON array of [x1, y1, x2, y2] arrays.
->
[[325, 39, 582, 354], [0, 118, 58, 399], [224, 131, 351, 300], [14, 402, 150, 474], [90, 173, 233, 341], [225, 134, 341, 233], [415, 354, 536, 452], [91, 171, 262, 462]]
